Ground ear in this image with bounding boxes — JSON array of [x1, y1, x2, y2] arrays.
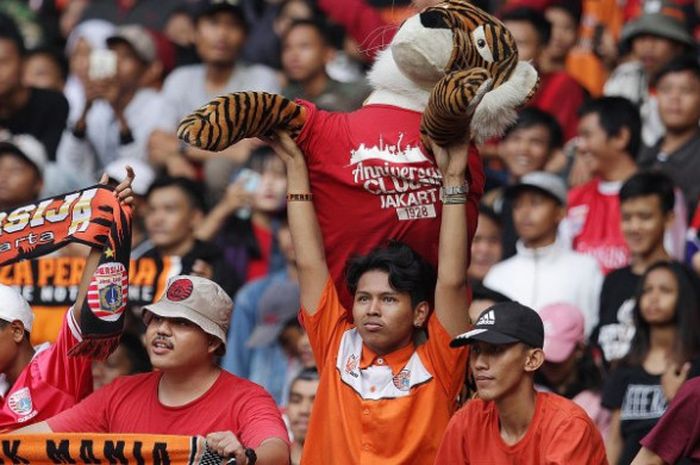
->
[[555, 204, 566, 223], [10, 321, 27, 344], [323, 46, 336, 65], [612, 126, 631, 153], [664, 210, 676, 230], [412, 301, 430, 328], [523, 347, 544, 373], [207, 337, 223, 355]]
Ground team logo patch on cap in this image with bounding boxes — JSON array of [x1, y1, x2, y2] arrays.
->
[[392, 368, 411, 391], [167, 278, 193, 302], [8, 387, 34, 416], [87, 262, 128, 322]]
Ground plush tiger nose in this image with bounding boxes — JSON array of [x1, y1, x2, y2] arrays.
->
[[420, 9, 450, 29]]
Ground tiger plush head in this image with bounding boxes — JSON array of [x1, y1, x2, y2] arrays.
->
[[391, 0, 518, 90]]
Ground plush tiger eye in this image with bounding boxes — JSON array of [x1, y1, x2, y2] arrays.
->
[[477, 39, 486, 47]]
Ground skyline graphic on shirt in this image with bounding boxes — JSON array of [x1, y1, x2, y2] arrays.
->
[[348, 133, 429, 166]]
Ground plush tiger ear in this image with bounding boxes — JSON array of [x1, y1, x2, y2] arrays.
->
[[177, 92, 308, 152], [470, 61, 539, 143]]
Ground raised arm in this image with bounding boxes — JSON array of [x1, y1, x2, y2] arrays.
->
[[177, 92, 308, 152], [269, 131, 328, 315], [431, 140, 471, 338]]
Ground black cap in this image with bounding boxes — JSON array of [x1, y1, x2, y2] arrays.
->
[[194, 0, 247, 29], [450, 301, 544, 348]]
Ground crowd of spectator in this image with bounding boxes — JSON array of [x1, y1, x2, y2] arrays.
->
[[1, 0, 700, 464]]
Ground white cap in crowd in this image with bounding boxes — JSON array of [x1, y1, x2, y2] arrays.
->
[[0, 285, 33, 333], [0, 132, 48, 177]]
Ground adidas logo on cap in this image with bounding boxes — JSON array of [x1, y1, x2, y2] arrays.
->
[[476, 310, 495, 326]]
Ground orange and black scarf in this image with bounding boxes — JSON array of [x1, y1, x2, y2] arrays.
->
[[0, 434, 225, 464], [0, 185, 132, 358]]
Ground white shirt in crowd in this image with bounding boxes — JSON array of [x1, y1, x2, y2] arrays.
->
[[57, 88, 164, 180], [155, 62, 281, 131], [484, 237, 604, 338]]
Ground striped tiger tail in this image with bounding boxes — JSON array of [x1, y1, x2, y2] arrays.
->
[[177, 92, 308, 151]]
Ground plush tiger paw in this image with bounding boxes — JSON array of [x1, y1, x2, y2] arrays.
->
[[420, 67, 493, 147]]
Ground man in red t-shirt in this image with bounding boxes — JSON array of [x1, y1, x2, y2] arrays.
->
[[566, 97, 640, 273], [436, 302, 608, 464], [0, 169, 135, 433], [17, 275, 290, 465]]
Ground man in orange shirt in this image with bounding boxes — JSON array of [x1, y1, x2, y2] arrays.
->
[[269, 131, 471, 465], [435, 302, 609, 464]]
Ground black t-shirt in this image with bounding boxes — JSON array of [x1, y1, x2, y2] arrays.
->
[[0, 87, 68, 160], [595, 266, 641, 364], [603, 366, 668, 465], [603, 362, 700, 465]]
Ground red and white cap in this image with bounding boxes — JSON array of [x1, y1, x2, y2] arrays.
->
[[0, 285, 33, 332], [540, 303, 585, 363]]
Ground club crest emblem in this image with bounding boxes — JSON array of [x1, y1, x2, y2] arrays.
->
[[8, 387, 34, 416], [87, 262, 128, 321], [392, 369, 411, 391], [167, 278, 193, 302], [344, 354, 359, 378]]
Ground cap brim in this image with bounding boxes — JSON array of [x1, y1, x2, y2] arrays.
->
[[543, 338, 577, 363], [246, 323, 283, 348], [450, 328, 521, 348], [143, 300, 226, 347], [505, 184, 564, 205]]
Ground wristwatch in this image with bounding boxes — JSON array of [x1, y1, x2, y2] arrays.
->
[[245, 448, 257, 465], [440, 182, 469, 196]]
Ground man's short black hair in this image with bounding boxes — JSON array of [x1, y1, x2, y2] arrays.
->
[[653, 54, 700, 86], [283, 18, 331, 46], [345, 241, 436, 308], [501, 7, 551, 45], [478, 204, 502, 229], [146, 176, 206, 212], [547, 0, 583, 27], [503, 108, 563, 150], [26, 46, 69, 81], [578, 96, 642, 159], [292, 367, 319, 385], [619, 170, 675, 213], [0, 13, 25, 56]]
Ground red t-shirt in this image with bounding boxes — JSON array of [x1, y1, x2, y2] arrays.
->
[[529, 71, 586, 142], [0, 310, 91, 433], [296, 101, 484, 307], [47, 370, 290, 448], [246, 223, 273, 282], [640, 377, 700, 463], [435, 392, 609, 464], [567, 178, 629, 274]]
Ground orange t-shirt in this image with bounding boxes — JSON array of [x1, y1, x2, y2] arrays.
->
[[435, 391, 609, 464], [300, 278, 468, 465]]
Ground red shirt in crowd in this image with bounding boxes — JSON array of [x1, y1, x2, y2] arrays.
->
[[640, 377, 700, 463], [0, 310, 91, 433], [529, 71, 587, 142], [296, 101, 484, 307], [567, 178, 629, 274], [47, 370, 289, 447], [434, 391, 609, 464]]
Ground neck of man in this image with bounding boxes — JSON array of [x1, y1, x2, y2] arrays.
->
[[538, 51, 564, 74], [495, 380, 538, 446], [522, 230, 557, 250], [290, 441, 303, 465], [158, 236, 195, 257], [631, 243, 670, 275], [661, 126, 699, 155], [158, 363, 221, 407], [5, 343, 35, 388], [252, 211, 272, 230], [0, 86, 30, 119], [599, 156, 637, 182], [205, 62, 235, 90], [301, 72, 329, 99]]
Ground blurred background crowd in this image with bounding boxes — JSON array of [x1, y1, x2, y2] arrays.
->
[[1, 0, 700, 463]]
